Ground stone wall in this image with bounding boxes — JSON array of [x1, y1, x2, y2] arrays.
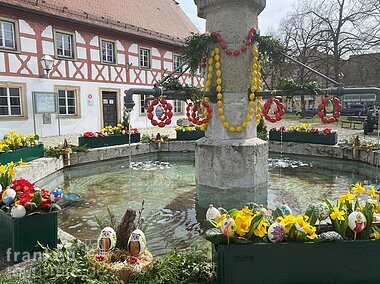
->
[[15, 140, 380, 184]]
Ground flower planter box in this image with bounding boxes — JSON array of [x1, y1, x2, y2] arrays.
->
[[269, 131, 337, 145], [0, 144, 44, 164], [0, 210, 58, 262], [215, 241, 380, 284], [176, 130, 205, 141], [78, 133, 141, 149]]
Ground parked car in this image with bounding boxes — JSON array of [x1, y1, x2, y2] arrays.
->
[[363, 103, 380, 135], [295, 108, 318, 117], [341, 104, 368, 116]]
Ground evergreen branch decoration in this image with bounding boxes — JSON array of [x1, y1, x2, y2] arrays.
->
[[181, 33, 212, 75], [161, 77, 203, 103], [277, 78, 322, 96]]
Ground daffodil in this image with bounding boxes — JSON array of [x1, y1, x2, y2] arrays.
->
[[370, 227, 380, 240], [367, 187, 378, 198], [18, 159, 27, 166], [352, 183, 365, 195], [339, 191, 355, 203], [330, 207, 345, 221], [253, 217, 268, 238]]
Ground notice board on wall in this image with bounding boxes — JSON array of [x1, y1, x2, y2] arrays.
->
[[34, 92, 57, 114]]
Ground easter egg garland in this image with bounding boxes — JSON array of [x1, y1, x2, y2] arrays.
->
[[146, 98, 173, 128]]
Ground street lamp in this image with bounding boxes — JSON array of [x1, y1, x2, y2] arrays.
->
[[40, 55, 55, 78]]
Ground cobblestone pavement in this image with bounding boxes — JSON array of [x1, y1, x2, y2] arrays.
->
[[40, 118, 380, 147]]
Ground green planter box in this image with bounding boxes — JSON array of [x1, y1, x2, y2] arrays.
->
[[0, 144, 44, 164], [0, 210, 58, 262], [216, 241, 380, 284], [176, 130, 205, 141], [78, 133, 141, 149], [269, 131, 337, 145]]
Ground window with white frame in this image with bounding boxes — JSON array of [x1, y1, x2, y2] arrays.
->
[[0, 86, 22, 116], [0, 20, 16, 50], [58, 89, 77, 115], [140, 95, 152, 114], [174, 100, 183, 114], [173, 55, 183, 73], [101, 40, 116, 64], [55, 31, 74, 59], [139, 48, 151, 69]]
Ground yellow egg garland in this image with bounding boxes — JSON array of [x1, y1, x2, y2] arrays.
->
[[204, 44, 263, 133]]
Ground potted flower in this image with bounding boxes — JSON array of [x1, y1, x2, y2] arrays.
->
[[205, 183, 380, 283], [78, 124, 140, 148], [0, 176, 61, 262], [0, 131, 44, 164], [269, 123, 338, 145], [175, 125, 205, 141]]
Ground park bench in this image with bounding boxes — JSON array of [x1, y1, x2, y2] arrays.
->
[[341, 116, 365, 129]]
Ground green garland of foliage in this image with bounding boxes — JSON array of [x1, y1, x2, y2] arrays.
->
[[277, 78, 322, 96], [161, 77, 202, 102], [181, 33, 212, 75], [181, 33, 286, 75]]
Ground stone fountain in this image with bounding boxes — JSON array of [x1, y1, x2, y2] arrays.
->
[[194, 0, 268, 207]]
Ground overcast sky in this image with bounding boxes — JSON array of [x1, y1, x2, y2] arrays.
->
[[177, 0, 298, 35]]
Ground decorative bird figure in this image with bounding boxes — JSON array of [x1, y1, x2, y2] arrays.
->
[[127, 229, 146, 256], [97, 227, 117, 252]]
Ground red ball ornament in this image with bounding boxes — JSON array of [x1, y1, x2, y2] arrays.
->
[[158, 122, 165, 128], [211, 31, 218, 38], [241, 46, 248, 52], [226, 49, 232, 55], [147, 113, 153, 120], [221, 42, 227, 50], [233, 50, 241, 56], [217, 35, 223, 43]]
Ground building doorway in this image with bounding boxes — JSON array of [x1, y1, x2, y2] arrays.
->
[[101, 91, 118, 127]]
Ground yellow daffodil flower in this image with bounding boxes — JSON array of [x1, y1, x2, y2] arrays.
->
[[340, 191, 355, 203], [370, 228, 380, 240], [352, 183, 365, 195], [330, 207, 345, 221], [367, 187, 378, 198], [253, 217, 268, 238]]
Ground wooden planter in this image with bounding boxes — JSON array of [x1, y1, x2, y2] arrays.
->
[[0, 210, 58, 262], [0, 144, 44, 164], [176, 130, 205, 141], [269, 131, 338, 145], [215, 241, 380, 284], [78, 133, 141, 149]]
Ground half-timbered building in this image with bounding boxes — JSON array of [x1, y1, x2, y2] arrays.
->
[[0, 0, 199, 136]]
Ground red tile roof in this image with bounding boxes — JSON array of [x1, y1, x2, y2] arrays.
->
[[0, 0, 199, 45]]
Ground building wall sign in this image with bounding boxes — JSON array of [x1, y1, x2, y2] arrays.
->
[[34, 92, 57, 114]]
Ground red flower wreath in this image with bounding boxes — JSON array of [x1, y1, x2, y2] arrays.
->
[[263, 98, 285, 123], [318, 97, 342, 124], [146, 98, 173, 128], [186, 100, 213, 125]]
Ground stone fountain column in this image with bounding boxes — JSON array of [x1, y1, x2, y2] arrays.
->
[[194, 0, 268, 208]]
